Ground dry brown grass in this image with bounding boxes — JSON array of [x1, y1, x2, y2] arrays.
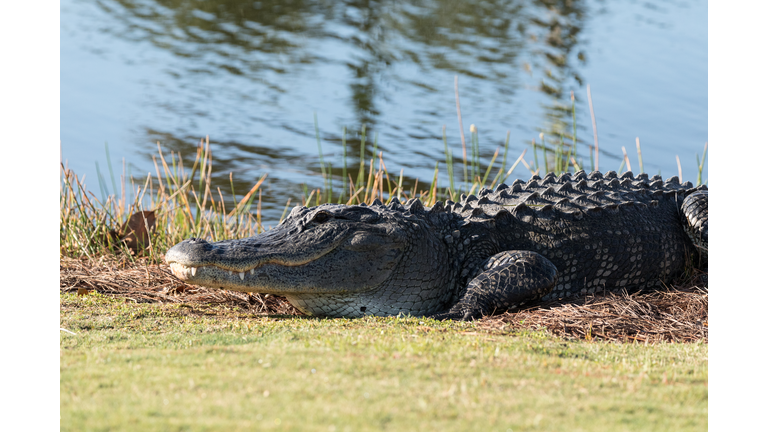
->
[[59, 256, 300, 316], [60, 256, 707, 343], [478, 275, 708, 343]]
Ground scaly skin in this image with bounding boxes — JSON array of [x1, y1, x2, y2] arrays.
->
[[166, 170, 708, 319]]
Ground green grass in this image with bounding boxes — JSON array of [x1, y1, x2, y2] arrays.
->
[[61, 293, 708, 431]]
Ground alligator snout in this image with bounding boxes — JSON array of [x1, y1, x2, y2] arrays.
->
[[165, 237, 215, 265]]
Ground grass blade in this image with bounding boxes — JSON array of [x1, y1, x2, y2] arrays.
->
[[587, 84, 599, 171]]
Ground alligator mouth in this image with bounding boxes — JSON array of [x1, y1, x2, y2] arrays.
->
[[167, 252, 333, 282], [169, 262, 251, 280]]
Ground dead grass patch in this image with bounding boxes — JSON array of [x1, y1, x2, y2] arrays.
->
[[59, 256, 300, 316], [480, 275, 707, 343], [60, 256, 706, 343]]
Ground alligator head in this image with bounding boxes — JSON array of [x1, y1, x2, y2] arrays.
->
[[166, 203, 422, 296]]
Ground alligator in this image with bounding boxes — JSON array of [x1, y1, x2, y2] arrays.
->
[[166, 170, 708, 320]]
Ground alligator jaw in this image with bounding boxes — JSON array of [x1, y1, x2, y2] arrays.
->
[[166, 247, 344, 293], [168, 259, 321, 286], [168, 255, 330, 279], [169, 262, 250, 285]]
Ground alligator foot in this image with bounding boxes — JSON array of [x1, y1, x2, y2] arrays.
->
[[428, 250, 557, 321]]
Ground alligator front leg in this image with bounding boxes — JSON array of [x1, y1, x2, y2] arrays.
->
[[429, 250, 557, 321]]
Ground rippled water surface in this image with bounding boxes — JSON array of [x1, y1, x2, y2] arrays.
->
[[62, 0, 707, 222]]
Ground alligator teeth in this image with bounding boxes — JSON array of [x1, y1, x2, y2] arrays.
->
[[170, 262, 199, 279], [250, 269, 254, 275], [169, 263, 251, 280]]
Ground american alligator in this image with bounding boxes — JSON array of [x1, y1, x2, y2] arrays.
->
[[166, 170, 707, 320]]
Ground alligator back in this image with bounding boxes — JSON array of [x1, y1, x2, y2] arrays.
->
[[440, 170, 706, 302]]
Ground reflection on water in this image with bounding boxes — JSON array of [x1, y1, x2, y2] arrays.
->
[[62, 0, 707, 222]]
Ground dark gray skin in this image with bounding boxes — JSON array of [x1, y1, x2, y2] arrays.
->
[[166, 170, 708, 320]]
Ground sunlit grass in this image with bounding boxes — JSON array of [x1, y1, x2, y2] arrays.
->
[[60, 292, 708, 432]]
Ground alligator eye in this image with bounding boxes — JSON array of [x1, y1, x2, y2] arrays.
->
[[312, 212, 330, 223]]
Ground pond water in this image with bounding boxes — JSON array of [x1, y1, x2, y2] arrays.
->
[[61, 0, 707, 223]]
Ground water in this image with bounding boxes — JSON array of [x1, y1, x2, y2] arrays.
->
[[61, 0, 707, 223]]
